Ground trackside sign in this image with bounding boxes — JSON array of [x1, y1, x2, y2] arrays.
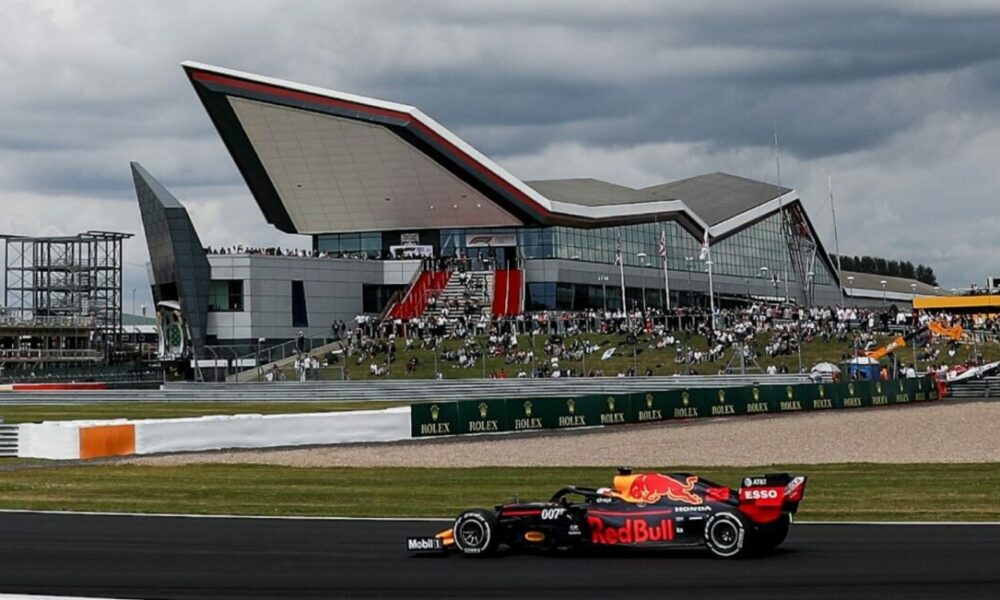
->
[[408, 377, 942, 438]]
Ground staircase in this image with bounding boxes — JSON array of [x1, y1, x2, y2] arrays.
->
[[387, 270, 451, 319], [424, 270, 493, 330]]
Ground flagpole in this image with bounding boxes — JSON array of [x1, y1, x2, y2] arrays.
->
[[660, 227, 671, 311], [701, 228, 715, 332], [708, 258, 715, 331], [619, 254, 627, 315], [616, 230, 626, 317]]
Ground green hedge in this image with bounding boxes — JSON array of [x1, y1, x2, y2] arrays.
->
[[410, 376, 940, 438]]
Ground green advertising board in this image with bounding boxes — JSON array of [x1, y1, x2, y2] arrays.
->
[[869, 379, 892, 407], [743, 384, 777, 415], [661, 388, 709, 420], [839, 379, 869, 409], [456, 398, 507, 435], [798, 381, 839, 411], [706, 386, 745, 417], [629, 391, 669, 424], [552, 396, 601, 429], [592, 393, 632, 427], [409, 376, 947, 439], [411, 401, 460, 437], [504, 397, 557, 432]]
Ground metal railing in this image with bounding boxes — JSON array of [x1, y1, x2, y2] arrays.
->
[[0, 348, 104, 362], [0, 315, 97, 328], [0, 374, 823, 404]]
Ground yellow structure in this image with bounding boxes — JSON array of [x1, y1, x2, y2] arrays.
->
[[913, 295, 1000, 311]]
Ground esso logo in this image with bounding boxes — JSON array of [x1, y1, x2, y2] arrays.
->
[[743, 489, 779, 500], [541, 508, 567, 520]]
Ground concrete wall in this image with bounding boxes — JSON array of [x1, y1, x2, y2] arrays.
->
[[206, 256, 420, 342]]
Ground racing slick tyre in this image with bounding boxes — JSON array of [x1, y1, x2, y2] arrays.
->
[[751, 514, 790, 554], [704, 512, 750, 558], [453, 509, 500, 556]]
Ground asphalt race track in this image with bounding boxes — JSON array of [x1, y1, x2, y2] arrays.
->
[[1, 513, 998, 599]]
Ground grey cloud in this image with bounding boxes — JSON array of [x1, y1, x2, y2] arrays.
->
[[0, 0, 997, 289]]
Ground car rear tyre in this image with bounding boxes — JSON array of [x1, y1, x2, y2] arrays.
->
[[453, 509, 499, 556], [704, 512, 749, 558], [752, 514, 790, 553]]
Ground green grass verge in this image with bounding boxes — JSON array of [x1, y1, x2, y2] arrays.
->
[[0, 401, 404, 424], [0, 463, 997, 521], [304, 332, 1000, 381]]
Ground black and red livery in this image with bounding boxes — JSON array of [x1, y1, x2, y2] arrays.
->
[[407, 469, 806, 559]]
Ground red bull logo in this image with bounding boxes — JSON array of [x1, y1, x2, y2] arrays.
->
[[627, 474, 702, 505], [588, 516, 674, 544]]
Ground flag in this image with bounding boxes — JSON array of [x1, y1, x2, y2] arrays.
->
[[699, 229, 710, 261], [658, 229, 667, 258], [614, 234, 622, 266]]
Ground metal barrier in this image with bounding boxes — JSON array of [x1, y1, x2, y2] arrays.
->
[[949, 377, 1000, 398], [0, 375, 823, 404], [0, 421, 18, 457]]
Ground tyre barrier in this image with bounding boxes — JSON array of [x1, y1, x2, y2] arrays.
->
[[410, 376, 941, 438]]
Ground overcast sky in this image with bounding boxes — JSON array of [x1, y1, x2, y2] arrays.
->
[[3, 0, 1000, 311]]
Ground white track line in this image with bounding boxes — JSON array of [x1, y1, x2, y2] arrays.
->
[[1, 508, 998, 525], [0, 595, 132, 600], [0, 508, 448, 521]]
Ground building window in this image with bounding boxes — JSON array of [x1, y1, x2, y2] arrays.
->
[[291, 280, 308, 327], [208, 280, 243, 312]]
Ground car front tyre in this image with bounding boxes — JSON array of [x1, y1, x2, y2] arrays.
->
[[453, 509, 499, 556], [704, 512, 749, 558]]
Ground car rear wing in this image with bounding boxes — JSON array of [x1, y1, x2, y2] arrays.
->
[[737, 473, 807, 523]]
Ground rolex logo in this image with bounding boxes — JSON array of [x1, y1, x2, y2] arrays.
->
[[818, 385, 825, 398], [682, 391, 690, 406], [786, 386, 794, 400], [752, 387, 760, 401], [718, 389, 726, 403], [848, 383, 855, 396], [567, 399, 576, 414], [646, 394, 654, 409], [524, 400, 533, 417], [430, 404, 440, 422], [607, 397, 616, 412], [478, 402, 488, 419], [876, 382, 882, 394]]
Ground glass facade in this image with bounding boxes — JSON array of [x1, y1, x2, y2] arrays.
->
[[548, 212, 834, 285], [432, 212, 833, 286], [316, 232, 382, 257]]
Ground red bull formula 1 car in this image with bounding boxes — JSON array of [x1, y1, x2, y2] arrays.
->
[[407, 470, 806, 559]]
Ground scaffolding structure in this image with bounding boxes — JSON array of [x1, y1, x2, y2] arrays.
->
[[2, 231, 133, 362]]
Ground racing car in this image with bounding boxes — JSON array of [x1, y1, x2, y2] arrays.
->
[[407, 469, 806, 558]]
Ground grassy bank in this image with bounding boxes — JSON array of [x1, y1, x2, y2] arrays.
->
[[300, 332, 1000, 381], [0, 463, 997, 520], [0, 401, 403, 424]]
